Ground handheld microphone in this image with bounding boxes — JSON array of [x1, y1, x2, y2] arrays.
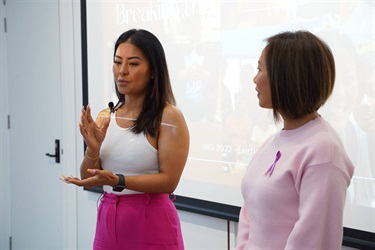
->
[[108, 102, 115, 113]]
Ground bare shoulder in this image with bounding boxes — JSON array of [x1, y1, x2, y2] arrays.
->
[[95, 108, 111, 126], [161, 103, 187, 127], [159, 104, 189, 146]]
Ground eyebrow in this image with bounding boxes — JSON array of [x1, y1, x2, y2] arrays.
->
[[115, 55, 143, 61]]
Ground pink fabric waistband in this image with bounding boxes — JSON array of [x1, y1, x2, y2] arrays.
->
[[101, 192, 172, 204]]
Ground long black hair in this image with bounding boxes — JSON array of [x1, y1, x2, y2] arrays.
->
[[113, 29, 175, 136]]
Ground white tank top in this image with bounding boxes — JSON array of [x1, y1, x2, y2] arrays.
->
[[100, 113, 159, 195]]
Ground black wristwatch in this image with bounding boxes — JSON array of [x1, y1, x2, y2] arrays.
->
[[112, 174, 126, 192]]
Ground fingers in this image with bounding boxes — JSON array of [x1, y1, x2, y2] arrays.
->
[[101, 116, 111, 133], [86, 169, 116, 185], [86, 104, 95, 124], [60, 175, 82, 185], [60, 175, 94, 188], [80, 104, 93, 124], [80, 105, 89, 124], [79, 117, 87, 136], [86, 169, 107, 177], [60, 170, 114, 188], [87, 169, 97, 175], [79, 107, 88, 131], [59, 175, 70, 183], [79, 106, 95, 136]]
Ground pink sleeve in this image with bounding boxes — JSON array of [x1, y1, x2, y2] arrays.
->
[[236, 204, 250, 250], [285, 164, 350, 249]]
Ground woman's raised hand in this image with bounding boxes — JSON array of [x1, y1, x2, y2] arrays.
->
[[79, 105, 110, 152]]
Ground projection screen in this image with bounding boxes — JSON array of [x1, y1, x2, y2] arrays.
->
[[84, 0, 375, 235]]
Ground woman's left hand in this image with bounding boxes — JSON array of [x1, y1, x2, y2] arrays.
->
[[60, 169, 118, 188]]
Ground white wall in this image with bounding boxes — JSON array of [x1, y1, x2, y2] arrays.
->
[[179, 211, 237, 250], [0, 1, 11, 250]]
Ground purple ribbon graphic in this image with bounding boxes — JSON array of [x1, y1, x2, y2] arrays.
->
[[264, 151, 281, 177]]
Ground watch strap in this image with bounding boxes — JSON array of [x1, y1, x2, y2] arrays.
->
[[116, 174, 125, 187], [112, 174, 126, 191]]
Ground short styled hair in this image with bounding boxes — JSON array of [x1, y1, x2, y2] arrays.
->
[[264, 30, 336, 122]]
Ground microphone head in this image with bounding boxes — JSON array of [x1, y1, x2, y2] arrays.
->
[[108, 102, 114, 109]]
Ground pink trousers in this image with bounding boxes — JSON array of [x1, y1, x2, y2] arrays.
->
[[93, 192, 184, 250]]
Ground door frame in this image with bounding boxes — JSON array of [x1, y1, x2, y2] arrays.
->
[[0, 1, 11, 249], [59, 0, 83, 248]]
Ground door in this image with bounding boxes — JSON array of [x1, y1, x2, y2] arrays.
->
[[7, 0, 65, 248]]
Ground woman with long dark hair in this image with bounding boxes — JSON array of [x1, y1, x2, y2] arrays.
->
[[64, 29, 189, 250]]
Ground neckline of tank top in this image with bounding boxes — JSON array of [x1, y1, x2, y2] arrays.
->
[[98, 115, 176, 127]]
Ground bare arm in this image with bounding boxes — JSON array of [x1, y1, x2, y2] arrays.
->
[[124, 104, 190, 193]]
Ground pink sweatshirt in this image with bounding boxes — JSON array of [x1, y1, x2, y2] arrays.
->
[[236, 117, 354, 250]]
